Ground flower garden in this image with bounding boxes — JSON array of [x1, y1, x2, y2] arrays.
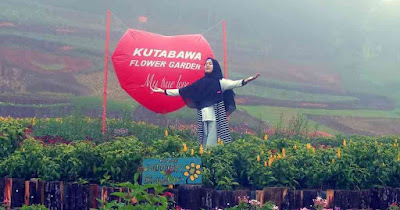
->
[[1, 116, 400, 209]]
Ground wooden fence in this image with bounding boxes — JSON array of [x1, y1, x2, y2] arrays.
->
[[1, 178, 399, 209]]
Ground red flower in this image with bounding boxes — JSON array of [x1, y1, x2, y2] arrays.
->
[[162, 191, 174, 197]]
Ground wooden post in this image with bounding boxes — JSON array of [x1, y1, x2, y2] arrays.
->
[[89, 184, 99, 209], [255, 190, 265, 204], [177, 185, 202, 209], [3, 178, 12, 208], [24, 181, 30, 206], [199, 188, 213, 209], [214, 190, 235, 208], [44, 181, 63, 209], [302, 190, 318, 209], [10, 178, 25, 208], [0, 178, 4, 206], [233, 190, 251, 206], [28, 179, 39, 205], [39, 180, 45, 204], [287, 189, 303, 209], [263, 187, 288, 208]]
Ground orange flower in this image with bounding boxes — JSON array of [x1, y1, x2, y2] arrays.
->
[[282, 148, 286, 157], [164, 129, 168, 136], [264, 134, 268, 141], [268, 155, 275, 167], [264, 160, 267, 167], [257, 155, 260, 162], [191, 149, 194, 156], [337, 148, 341, 159], [307, 143, 311, 150], [199, 145, 204, 155], [343, 139, 347, 147], [332, 158, 335, 163], [183, 143, 188, 152]]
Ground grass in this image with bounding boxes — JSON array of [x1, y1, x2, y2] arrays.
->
[[240, 105, 400, 122], [238, 105, 400, 135], [229, 72, 358, 103], [31, 61, 65, 71], [234, 85, 358, 103], [70, 96, 137, 113]]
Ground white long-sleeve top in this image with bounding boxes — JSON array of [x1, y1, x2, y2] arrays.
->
[[165, 79, 245, 121]]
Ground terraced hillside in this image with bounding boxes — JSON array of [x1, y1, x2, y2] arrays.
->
[[1, 0, 400, 136]]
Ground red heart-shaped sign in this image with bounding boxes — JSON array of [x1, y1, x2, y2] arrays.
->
[[112, 29, 214, 113]]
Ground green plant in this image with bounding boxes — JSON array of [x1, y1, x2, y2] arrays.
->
[[98, 173, 170, 210], [21, 204, 48, 210], [0, 119, 25, 160], [0, 138, 60, 180], [96, 137, 144, 183]]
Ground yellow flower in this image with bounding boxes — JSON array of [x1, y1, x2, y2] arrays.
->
[[199, 145, 204, 155], [217, 138, 221, 145], [277, 153, 282, 159], [282, 148, 286, 157], [183, 143, 188, 152], [268, 155, 275, 167], [191, 149, 194, 156], [264, 134, 268, 141], [257, 155, 260, 162], [343, 139, 347, 147], [22, 148, 25, 152], [164, 129, 168, 136], [183, 162, 201, 182], [332, 158, 335, 163], [168, 185, 173, 189], [294, 145, 297, 150], [380, 143, 383, 147], [337, 148, 341, 159], [307, 143, 311, 150]]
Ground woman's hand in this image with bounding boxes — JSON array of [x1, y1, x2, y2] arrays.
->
[[244, 73, 260, 83], [150, 86, 164, 93]]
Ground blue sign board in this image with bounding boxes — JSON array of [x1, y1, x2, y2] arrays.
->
[[142, 157, 202, 185]]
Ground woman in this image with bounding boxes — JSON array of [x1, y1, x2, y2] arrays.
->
[[151, 58, 259, 147]]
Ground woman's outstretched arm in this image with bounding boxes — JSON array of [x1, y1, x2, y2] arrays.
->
[[150, 87, 180, 96], [220, 73, 260, 91]]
